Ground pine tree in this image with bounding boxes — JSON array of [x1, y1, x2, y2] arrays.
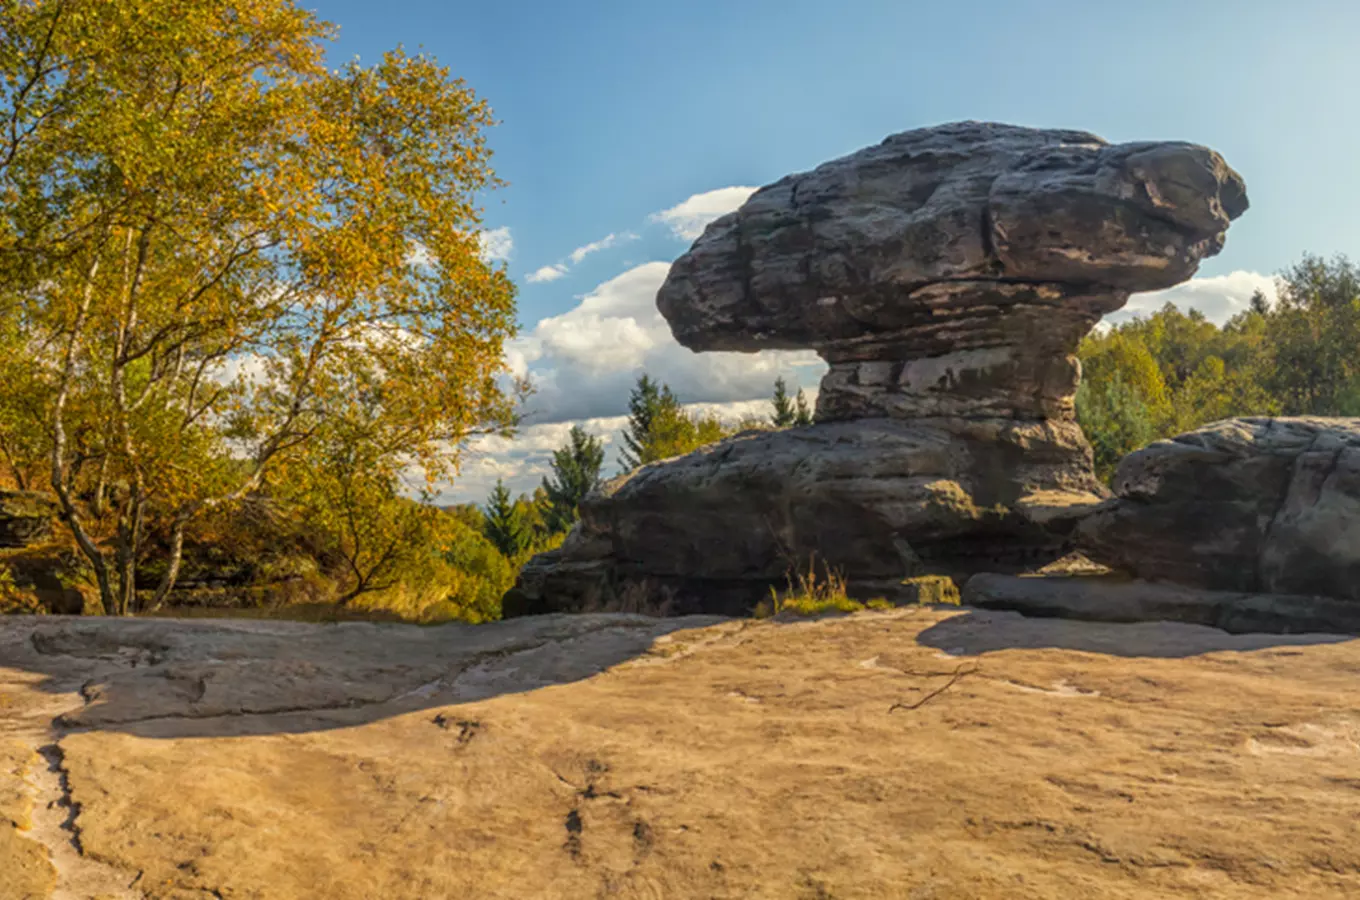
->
[[794, 389, 814, 426], [542, 426, 605, 534], [482, 479, 531, 559], [620, 375, 662, 471], [1249, 288, 1271, 316], [620, 373, 734, 471], [620, 374, 684, 471], [771, 377, 796, 427]]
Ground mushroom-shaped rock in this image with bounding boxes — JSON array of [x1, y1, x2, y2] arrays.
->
[[658, 121, 1247, 421], [506, 122, 1249, 617]]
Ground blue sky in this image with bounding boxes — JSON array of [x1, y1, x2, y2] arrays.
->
[[306, 0, 1360, 501]]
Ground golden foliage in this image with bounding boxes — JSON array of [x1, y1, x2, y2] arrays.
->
[[0, 0, 517, 614]]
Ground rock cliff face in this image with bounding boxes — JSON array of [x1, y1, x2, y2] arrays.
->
[[509, 122, 1248, 616], [1077, 418, 1360, 601]]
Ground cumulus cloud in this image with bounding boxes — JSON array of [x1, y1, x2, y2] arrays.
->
[[439, 416, 625, 504], [1112, 270, 1278, 326], [509, 260, 823, 425], [437, 392, 821, 504], [650, 186, 759, 241]]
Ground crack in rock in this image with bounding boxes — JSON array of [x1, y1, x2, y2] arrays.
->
[[22, 740, 144, 899]]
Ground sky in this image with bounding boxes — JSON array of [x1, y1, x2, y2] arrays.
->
[[306, 0, 1360, 503]]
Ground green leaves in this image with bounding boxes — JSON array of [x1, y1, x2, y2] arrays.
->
[[619, 373, 732, 472], [1076, 254, 1360, 481], [482, 479, 533, 559], [770, 376, 814, 428], [771, 376, 796, 427]]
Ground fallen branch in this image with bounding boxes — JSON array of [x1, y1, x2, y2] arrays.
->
[[888, 663, 978, 713]]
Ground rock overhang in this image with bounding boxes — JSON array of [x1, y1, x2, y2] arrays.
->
[[656, 121, 1248, 357]]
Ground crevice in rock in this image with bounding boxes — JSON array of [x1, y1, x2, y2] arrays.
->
[[24, 741, 144, 899], [36, 744, 83, 855]]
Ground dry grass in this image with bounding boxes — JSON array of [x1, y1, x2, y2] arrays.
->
[[754, 556, 895, 618]]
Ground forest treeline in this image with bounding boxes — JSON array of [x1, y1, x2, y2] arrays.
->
[[1077, 254, 1360, 479]]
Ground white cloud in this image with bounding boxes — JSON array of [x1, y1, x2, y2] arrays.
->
[[479, 226, 513, 263], [509, 260, 823, 425], [409, 230, 512, 269], [517, 184, 759, 290], [526, 264, 568, 283], [650, 186, 759, 241], [521, 233, 638, 287], [440, 416, 625, 504], [568, 232, 636, 265], [1111, 270, 1278, 326], [406, 241, 433, 268]]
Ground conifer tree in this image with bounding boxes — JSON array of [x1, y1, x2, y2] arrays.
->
[[1249, 288, 1271, 316], [619, 373, 733, 471], [482, 479, 531, 559], [619, 375, 660, 470], [771, 377, 796, 427], [620, 374, 682, 470], [541, 426, 605, 534], [794, 389, 814, 426]]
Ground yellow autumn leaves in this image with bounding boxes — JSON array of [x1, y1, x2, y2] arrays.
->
[[0, 0, 517, 614]]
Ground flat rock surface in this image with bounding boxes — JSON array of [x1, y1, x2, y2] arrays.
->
[[1, 609, 1358, 899]]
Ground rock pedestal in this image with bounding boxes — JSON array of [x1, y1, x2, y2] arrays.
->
[[507, 122, 1248, 617]]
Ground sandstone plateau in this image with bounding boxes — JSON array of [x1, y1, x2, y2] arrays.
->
[[509, 122, 1250, 615], [3, 610, 1360, 899]]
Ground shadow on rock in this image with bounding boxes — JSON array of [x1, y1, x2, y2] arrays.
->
[[917, 608, 1356, 660], [0, 613, 727, 740]]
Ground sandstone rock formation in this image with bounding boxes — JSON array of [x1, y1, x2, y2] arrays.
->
[[510, 122, 1248, 615], [513, 417, 1109, 616], [1077, 417, 1360, 600], [659, 122, 1247, 424], [3, 611, 1359, 899]]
